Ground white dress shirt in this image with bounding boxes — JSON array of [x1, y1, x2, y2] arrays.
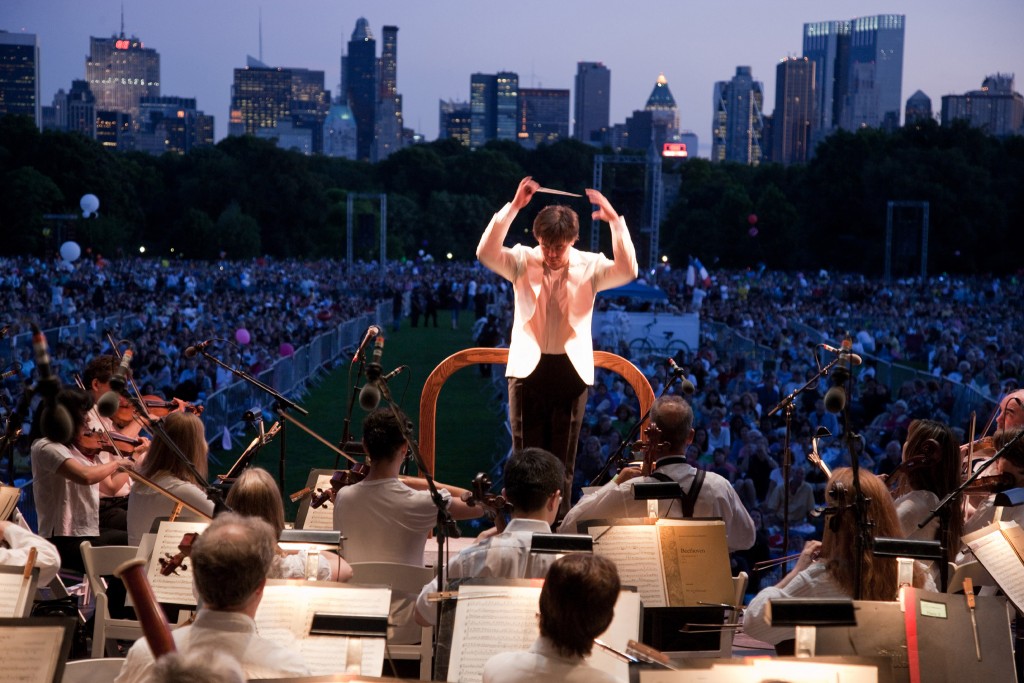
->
[[482, 636, 619, 683]]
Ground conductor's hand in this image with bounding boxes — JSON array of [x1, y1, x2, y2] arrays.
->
[[586, 189, 620, 224], [512, 176, 539, 211]]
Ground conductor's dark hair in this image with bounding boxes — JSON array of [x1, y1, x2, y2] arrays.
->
[[504, 447, 564, 513], [533, 205, 579, 245], [539, 554, 620, 658], [362, 407, 409, 463]]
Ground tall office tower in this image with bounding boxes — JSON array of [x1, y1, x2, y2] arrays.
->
[[469, 73, 496, 148], [904, 90, 932, 125], [495, 71, 519, 142], [439, 99, 471, 146], [228, 59, 292, 136], [802, 20, 849, 138], [95, 110, 132, 149], [941, 74, 1024, 137], [342, 18, 377, 161], [323, 102, 357, 159], [644, 73, 680, 150], [803, 15, 904, 135], [711, 66, 765, 165], [843, 15, 904, 131], [517, 88, 569, 148], [85, 31, 160, 132], [0, 31, 41, 128], [574, 61, 610, 144], [60, 80, 97, 138], [136, 96, 214, 155], [374, 25, 403, 161], [772, 57, 816, 165], [290, 67, 330, 154]]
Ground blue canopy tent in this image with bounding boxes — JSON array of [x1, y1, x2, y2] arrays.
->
[[598, 281, 669, 302]]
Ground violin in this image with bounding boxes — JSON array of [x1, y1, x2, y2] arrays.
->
[[290, 464, 369, 509], [76, 428, 144, 460], [961, 472, 1018, 495], [113, 395, 203, 429], [634, 423, 670, 476], [460, 472, 512, 532], [158, 531, 199, 576]]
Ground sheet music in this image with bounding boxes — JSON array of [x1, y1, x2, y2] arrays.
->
[[656, 520, 733, 606], [297, 473, 337, 530], [447, 583, 640, 683], [964, 522, 1024, 613], [0, 485, 19, 521], [144, 520, 209, 606], [0, 625, 65, 683], [588, 524, 667, 606], [257, 581, 390, 676], [0, 571, 30, 618]]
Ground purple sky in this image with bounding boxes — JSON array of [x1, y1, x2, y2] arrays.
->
[[7, 0, 1023, 156]]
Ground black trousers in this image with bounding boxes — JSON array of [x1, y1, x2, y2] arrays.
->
[[508, 354, 588, 515]]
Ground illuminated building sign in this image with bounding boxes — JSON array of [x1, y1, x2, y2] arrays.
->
[[662, 142, 688, 158]]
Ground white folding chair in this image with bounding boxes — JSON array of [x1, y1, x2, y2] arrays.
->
[[349, 561, 435, 680], [61, 657, 125, 683], [80, 541, 144, 658], [948, 560, 998, 595]]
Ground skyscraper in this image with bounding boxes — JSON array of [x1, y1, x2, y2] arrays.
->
[[905, 90, 932, 125], [644, 73, 680, 151], [136, 96, 214, 155], [64, 80, 96, 139], [342, 18, 377, 161], [517, 88, 569, 148], [772, 57, 816, 165], [229, 59, 292, 136], [85, 31, 160, 132], [469, 71, 519, 147], [941, 74, 1023, 137], [439, 99, 471, 146], [0, 31, 41, 128], [803, 15, 905, 136], [574, 62, 610, 144], [711, 66, 765, 165], [495, 71, 519, 142], [374, 25, 403, 161]]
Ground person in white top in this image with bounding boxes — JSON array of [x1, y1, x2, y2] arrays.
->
[[127, 412, 214, 545], [744, 468, 911, 650], [960, 428, 1024, 562], [0, 520, 61, 585], [477, 176, 638, 513], [559, 395, 756, 552], [226, 467, 352, 582], [415, 447, 564, 626], [115, 513, 310, 682], [482, 553, 620, 683]]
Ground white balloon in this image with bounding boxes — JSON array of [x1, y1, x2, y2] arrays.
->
[[59, 240, 81, 262], [80, 193, 99, 217]]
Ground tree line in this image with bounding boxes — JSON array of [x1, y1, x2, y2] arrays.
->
[[1, 114, 1020, 274]]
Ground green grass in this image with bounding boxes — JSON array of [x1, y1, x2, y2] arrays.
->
[[217, 310, 507, 527]]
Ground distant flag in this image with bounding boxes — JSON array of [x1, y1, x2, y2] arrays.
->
[[685, 259, 696, 287], [694, 258, 711, 287]]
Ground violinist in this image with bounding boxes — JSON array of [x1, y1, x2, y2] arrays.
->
[[888, 419, 963, 581], [29, 387, 133, 572], [127, 412, 214, 545], [225, 467, 352, 582], [414, 447, 564, 626], [83, 355, 150, 536], [332, 407, 483, 567], [961, 427, 1024, 550], [997, 389, 1024, 430], [558, 396, 755, 552]]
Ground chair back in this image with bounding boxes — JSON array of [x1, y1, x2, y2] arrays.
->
[[61, 657, 125, 683], [79, 542, 144, 658]]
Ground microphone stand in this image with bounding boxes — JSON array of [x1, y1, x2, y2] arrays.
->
[[375, 373, 457, 661], [189, 345, 307, 495], [1, 382, 33, 484], [338, 337, 372, 470], [589, 370, 687, 487], [837, 359, 869, 601]]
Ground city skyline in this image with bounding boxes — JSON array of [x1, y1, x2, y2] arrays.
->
[[6, 0, 1023, 157]]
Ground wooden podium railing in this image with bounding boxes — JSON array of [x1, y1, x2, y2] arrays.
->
[[417, 348, 655, 475]]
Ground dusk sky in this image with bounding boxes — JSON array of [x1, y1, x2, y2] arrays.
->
[[6, 0, 1023, 156]]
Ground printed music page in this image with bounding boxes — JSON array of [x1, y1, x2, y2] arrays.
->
[[446, 581, 640, 683], [257, 580, 390, 677], [657, 519, 733, 606], [0, 567, 37, 618], [0, 623, 66, 683], [295, 471, 337, 531], [587, 522, 668, 606], [144, 520, 209, 606], [0, 485, 19, 521], [963, 520, 1024, 613]]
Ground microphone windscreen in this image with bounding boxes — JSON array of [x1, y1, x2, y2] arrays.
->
[[184, 346, 198, 358], [97, 391, 122, 418], [823, 386, 846, 414], [40, 404, 74, 444], [681, 379, 696, 395], [358, 383, 381, 411]]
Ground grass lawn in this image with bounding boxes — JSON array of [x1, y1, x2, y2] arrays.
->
[[216, 309, 508, 529]]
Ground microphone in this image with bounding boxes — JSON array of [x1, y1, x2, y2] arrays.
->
[[0, 363, 22, 381], [32, 325, 73, 443], [358, 382, 381, 411], [109, 349, 133, 392], [823, 385, 846, 413], [97, 390, 122, 418], [243, 407, 263, 422], [184, 340, 214, 358], [380, 365, 408, 383], [365, 336, 384, 381], [355, 325, 381, 362], [820, 343, 863, 366], [666, 358, 696, 395]]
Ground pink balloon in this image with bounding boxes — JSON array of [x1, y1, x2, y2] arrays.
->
[[235, 328, 251, 345], [747, 213, 758, 225], [279, 342, 295, 357]]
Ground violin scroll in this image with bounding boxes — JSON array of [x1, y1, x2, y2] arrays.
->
[[158, 532, 199, 576]]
